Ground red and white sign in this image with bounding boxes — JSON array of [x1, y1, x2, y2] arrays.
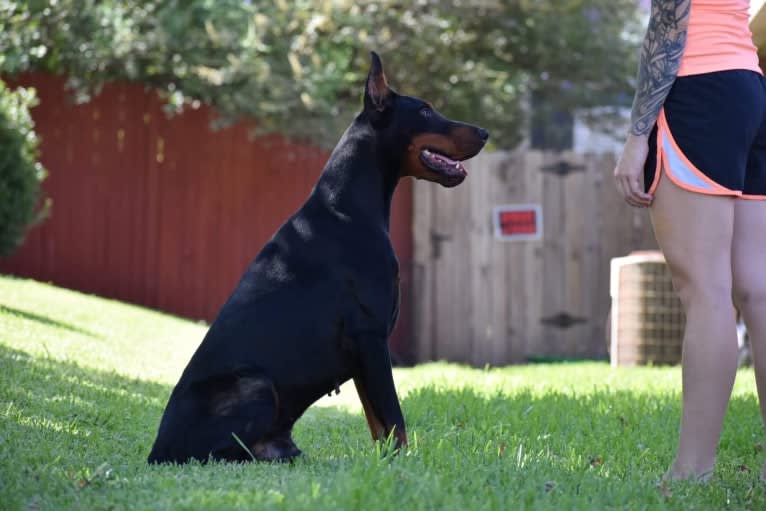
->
[[493, 204, 543, 241]]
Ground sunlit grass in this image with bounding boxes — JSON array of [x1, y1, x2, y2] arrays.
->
[[1, 274, 765, 510]]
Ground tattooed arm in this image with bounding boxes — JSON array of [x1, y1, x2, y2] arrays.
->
[[614, 0, 691, 207], [630, 0, 691, 135]]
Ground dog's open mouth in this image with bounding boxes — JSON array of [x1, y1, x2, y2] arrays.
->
[[420, 149, 467, 179]]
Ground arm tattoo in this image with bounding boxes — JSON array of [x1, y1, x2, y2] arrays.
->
[[629, 0, 691, 136]]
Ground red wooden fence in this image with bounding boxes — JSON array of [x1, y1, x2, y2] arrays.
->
[[1, 74, 414, 359]]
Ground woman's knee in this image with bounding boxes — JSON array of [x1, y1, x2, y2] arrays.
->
[[659, 244, 732, 309], [732, 274, 766, 311], [672, 272, 733, 312]]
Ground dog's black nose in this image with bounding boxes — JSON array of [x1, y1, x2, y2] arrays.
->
[[477, 128, 489, 141]]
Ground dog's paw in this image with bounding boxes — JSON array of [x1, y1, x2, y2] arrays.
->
[[252, 435, 302, 463]]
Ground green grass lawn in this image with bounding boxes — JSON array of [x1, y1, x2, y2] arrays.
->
[[2, 275, 766, 510]]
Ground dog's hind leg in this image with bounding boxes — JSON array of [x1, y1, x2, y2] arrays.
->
[[152, 375, 283, 463], [204, 376, 307, 462], [192, 401, 278, 462], [205, 375, 291, 462], [148, 394, 278, 463]]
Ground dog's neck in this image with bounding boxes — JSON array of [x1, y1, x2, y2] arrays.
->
[[313, 119, 399, 232]]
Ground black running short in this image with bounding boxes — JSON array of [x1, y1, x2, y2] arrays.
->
[[644, 69, 766, 200]]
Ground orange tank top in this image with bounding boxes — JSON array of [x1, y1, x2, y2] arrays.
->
[[678, 0, 762, 76]]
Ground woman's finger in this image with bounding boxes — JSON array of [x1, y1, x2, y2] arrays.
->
[[617, 176, 642, 207], [617, 174, 650, 207], [627, 176, 653, 205], [624, 178, 650, 208]]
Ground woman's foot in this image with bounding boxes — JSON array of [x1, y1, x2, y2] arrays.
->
[[663, 461, 714, 483]]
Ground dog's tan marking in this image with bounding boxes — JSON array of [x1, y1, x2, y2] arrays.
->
[[353, 376, 386, 440]]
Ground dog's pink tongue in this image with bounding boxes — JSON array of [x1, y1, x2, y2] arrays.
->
[[422, 149, 466, 175], [422, 149, 458, 166]]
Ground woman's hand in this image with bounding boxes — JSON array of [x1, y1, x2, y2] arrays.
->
[[614, 134, 654, 208]]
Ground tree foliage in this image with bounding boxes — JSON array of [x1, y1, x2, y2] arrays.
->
[[0, 0, 642, 148], [0, 81, 48, 257]]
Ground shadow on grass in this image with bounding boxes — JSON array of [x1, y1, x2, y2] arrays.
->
[[399, 381, 763, 485], [0, 303, 100, 338], [402, 384, 678, 463], [0, 344, 317, 509], [3, 343, 766, 510], [0, 343, 361, 467], [0, 344, 169, 459], [3, 343, 764, 474], [3, 341, 761, 470]]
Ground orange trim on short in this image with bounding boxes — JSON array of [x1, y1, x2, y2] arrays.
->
[[740, 194, 766, 201], [655, 109, 742, 197]]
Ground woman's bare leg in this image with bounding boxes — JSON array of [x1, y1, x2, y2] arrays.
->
[[650, 176, 738, 480], [731, 199, 766, 481]]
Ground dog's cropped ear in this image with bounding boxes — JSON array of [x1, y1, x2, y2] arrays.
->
[[364, 51, 392, 114]]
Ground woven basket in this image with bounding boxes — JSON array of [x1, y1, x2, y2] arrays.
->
[[609, 251, 685, 367]]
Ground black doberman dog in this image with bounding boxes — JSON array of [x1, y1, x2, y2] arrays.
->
[[147, 52, 488, 464]]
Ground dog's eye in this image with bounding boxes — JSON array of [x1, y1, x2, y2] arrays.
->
[[419, 107, 433, 119]]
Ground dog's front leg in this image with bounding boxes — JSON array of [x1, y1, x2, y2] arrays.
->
[[353, 337, 407, 448]]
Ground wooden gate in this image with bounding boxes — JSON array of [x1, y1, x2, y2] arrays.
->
[[412, 150, 657, 365]]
